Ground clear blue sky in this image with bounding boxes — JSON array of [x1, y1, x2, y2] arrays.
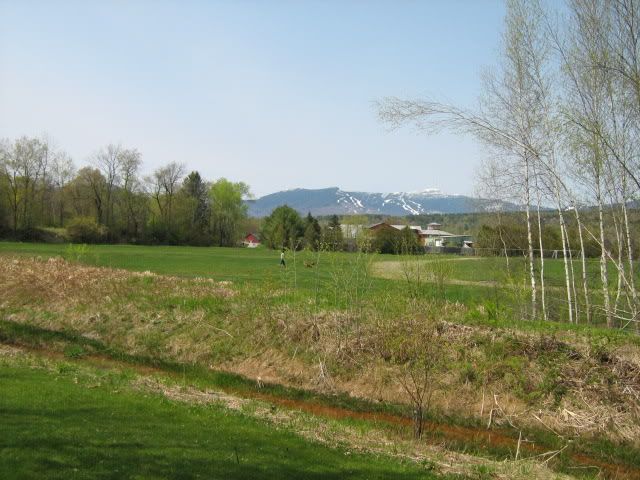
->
[[0, 0, 505, 197]]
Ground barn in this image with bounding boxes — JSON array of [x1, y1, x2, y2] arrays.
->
[[243, 233, 260, 248]]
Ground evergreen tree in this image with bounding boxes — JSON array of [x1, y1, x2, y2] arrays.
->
[[181, 171, 210, 244], [303, 212, 321, 250], [322, 214, 344, 251], [399, 226, 420, 254]]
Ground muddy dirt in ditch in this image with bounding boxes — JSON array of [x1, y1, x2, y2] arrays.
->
[[238, 390, 639, 480], [5, 341, 639, 480]]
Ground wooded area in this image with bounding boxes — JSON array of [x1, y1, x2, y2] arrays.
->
[[0, 139, 251, 246]]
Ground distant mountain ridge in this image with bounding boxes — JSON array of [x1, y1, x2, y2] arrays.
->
[[246, 187, 514, 217]]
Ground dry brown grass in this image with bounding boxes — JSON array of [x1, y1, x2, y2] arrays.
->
[[0, 256, 234, 307], [0, 256, 236, 363]]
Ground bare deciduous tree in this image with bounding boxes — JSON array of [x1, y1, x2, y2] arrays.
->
[[147, 162, 185, 226], [377, 312, 443, 439]]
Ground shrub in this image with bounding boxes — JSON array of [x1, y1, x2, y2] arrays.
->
[[0, 227, 68, 243], [459, 362, 478, 384], [66, 217, 107, 243], [63, 344, 87, 358], [372, 227, 402, 254]]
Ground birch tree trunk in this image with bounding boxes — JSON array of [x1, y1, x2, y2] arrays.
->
[[564, 224, 579, 322], [611, 208, 624, 312], [558, 215, 573, 324], [597, 190, 613, 327], [573, 206, 591, 323], [621, 201, 638, 319], [554, 174, 574, 324], [523, 155, 537, 319], [534, 169, 547, 321]]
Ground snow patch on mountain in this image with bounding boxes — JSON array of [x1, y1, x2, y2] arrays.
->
[[246, 187, 517, 217]]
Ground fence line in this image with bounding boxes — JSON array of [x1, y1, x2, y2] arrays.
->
[[422, 245, 589, 257]]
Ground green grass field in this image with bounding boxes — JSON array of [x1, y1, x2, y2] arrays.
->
[[0, 242, 284, 281], [0, 359, 438, 480], [0, 241, 632, 326], [0, 241, 493, 307], [0, 241, 622, 288]]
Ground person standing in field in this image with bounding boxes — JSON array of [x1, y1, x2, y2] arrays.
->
[[280, 249, 286, 268]]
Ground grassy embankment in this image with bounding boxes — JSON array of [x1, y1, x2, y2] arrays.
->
[[0, 326, 628, 480]]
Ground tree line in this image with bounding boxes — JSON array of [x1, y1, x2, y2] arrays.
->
[[379, 0, 640, 328], [260, 206, 429, 254], [260, 206, 344, 251], [0, 137, 250, 246]]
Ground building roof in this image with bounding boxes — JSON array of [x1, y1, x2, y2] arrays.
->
[[418, 229, 455, 237], [391, 224, 421, 230], [368, 222, 470, 239], [367, 222, 388, 229]]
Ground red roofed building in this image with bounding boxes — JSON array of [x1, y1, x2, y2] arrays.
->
[[243, 233, 260, 248]]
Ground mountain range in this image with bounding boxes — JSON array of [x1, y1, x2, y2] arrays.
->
[[246, 187, 513, 217]]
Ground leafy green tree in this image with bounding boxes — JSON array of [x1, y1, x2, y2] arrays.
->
[[398, 226, 420, 254], [0, 173, 9, 232], [71, 167, 107, 226], [372, 226, 402, 254], [66, 216, 107, 243], [209, 178, 249, 247], [322, 214, 344, 251], [303, 212, 321, 250], [261, 205, 304, 249], [0, 136, 48, 233]]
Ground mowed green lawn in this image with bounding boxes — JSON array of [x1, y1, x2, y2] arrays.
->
[[0, 241, 378, 289], [0, 240, 596, 285], [0, 242, 284, 282], [0, 363, 435, 480], [373, 254, 626, 288], [0, 242, 487, 311]]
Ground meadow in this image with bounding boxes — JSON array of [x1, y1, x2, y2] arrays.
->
[[0, 241, 622, 309], [1, 241, 639, 479], [0, 241, 607, 287]]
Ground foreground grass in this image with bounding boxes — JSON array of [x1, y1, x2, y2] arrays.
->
[[0, 324, 635, 480], [1, 248, 639, 478], [0, 357, 443, 480], [1, 306, 638, 479], [0, 242, 283, 282]]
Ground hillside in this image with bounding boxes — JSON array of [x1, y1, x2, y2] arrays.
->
[[246, 187, 515, 217]]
